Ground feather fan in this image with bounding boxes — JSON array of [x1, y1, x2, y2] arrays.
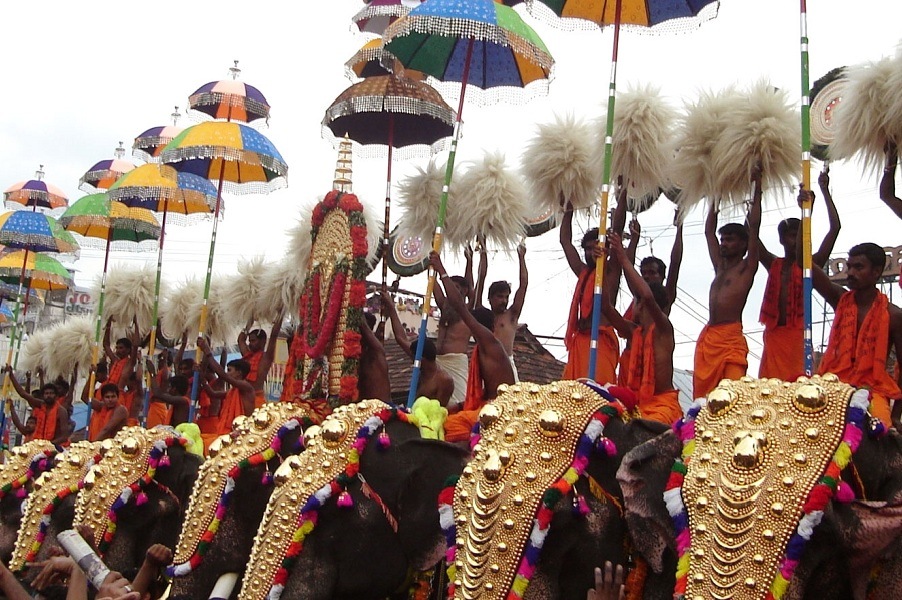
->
[[257, 260, 305, 322], [356, 198, 384, 271], [831, 54, 899, 171], [454, 151, 528, 249], [521, 113, 600, 213], [711, 81, 800, 207], [223, 256, 268, 327], [161, 278, 203, 342], [19, 328, 54, 376], [48, 316, 94, 379], [285, 207, 314, 274], [396, 159, 465, 248], [201, 277, 239, 346], [669, 87, 744, 216], [609, 85, 678, 200], [96, 265, 161, 335]]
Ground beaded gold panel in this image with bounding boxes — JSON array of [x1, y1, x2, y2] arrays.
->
[[238, 399, 390, 600], [73, 427, 183, 549], [172, 402, 310, 565], [452, 381, 607, 600], [9, 440, 104, 571], [0, 439, 57, 492], [683, 375, 853, 600]]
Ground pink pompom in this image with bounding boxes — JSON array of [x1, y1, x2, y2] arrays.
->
[[597, 437, 617, 457], [337, 491, 354, 508], [15, 488, 27, 499], [159, 455, 171, 468], [575, 494, 590, 516], [136, 492, 149, 506], [835, 481, 855, 503], [261, 471, 274, 485], [378, 432, 391, 449]]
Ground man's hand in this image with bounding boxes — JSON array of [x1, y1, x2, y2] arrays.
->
[[197, 337, 211, 356], [797, 187, 816, 208], [885, 139, 898, 166], [608, 233, 625, 260], [30, 556, 77, 590], [517, 242, 526, 258], [750, 160, 763, 185], [818, 167, 830, 191], [628, 218, 640, 241], [144, 544, 172, 568], [428, 251, 446, 277], [587, 562, 625, 600], [97, 572, 137, 599]]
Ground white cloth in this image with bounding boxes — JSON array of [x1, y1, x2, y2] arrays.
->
[[508, 354, 520, 383], [436, 352, 469, 409]]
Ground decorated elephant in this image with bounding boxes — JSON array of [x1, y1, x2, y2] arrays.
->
[[167, 402, 310, 600], [0, 439, 57, 563], [617, 375, 902, 600]]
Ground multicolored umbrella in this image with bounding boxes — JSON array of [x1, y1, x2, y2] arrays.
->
[[132, 106, 184, 163], [524, 0, 718, 381], [78, 142, 136, 193], [383, 0, 553, 405], [0, 304, 13, 324], [0, 249, 73, 291], [3, 166, 69, 212], [346, 39, 395, 80], [352, 0, 422, 36], [188, 61, 270, 124], [0, 211, 80, 254]]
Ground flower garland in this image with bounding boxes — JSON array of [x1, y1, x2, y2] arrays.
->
[[268, 406, 411, 600], [0, 450, 54, 501], [666, 389, 878, 600], [442, 385, 625, 600], [166, 418, 305, 577]]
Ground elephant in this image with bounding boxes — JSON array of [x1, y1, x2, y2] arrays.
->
[[0, 439, 57, 563], [616, 376, 902, 600], [167, 402, 310, 600]]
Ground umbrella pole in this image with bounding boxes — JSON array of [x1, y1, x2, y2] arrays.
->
[[799, 0, 814, 375], [143, 202, 169, 426], [86, 232, 113, 431], [10, 281, 34, 372], [189, 165, 227, 419], [0, 254, 29, 432], [407, 39, 474, 408], [379, 116, 395, 341], [587, 0, 623, 382]]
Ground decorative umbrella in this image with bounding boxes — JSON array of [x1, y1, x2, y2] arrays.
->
[[0, 304, 12, 324], [107, 163, 217, 374], [3, 165, 69, 212], [523, 0, 718, 381], [0, 211, 80, 255], [188, 61, 270, 125], [346, 39, 394, 80], [0, 249, 73, 291], [323, 74, 454, 328], [383, 0, 553, 406], [78, 142, 136, 193], [161, 110, 287, 410], [59, 194, 161, 421], [353, 0, 422, 35], [132, 106, 184, 163]]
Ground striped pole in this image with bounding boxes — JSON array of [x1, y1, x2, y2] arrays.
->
[[800, 0, 814, 375]]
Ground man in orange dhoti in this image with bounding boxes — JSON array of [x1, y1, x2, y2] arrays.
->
[[560, 207, 621, 384], [5, 375, 69, 446], [88, 383, 128, 441], [198, 338, 256, 436], [694, 166, 762, 398], [757, 174, 840, 379], [813, 242, 902, 428], [238, 317, 283, 409], [604, 234, 683, 425]]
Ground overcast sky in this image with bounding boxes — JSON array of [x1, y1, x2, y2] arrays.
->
[[1, 0, 901, 372]]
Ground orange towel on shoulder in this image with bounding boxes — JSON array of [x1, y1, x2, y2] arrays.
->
[[243, 350, 263, 384], [146, 401, 171, 429], [446, 347, 485, 443], [819, 291, 901, 426], [617, 345, 631, 387], [759, 258, 803, 329], [639, 389, 683, 426], [217, 388, 244, 436], [32, 403, 60, 442], [563, 268, 620, 383], [693, 323, 748, 399], [758, 325, 804, 381]]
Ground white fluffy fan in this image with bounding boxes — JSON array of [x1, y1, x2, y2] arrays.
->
[[454, 151, 527, 249], [223, 256, 268, 327], [831, 51, 902, 171], [711, 81, 800, 208], [19, 327, 54, 376], [396, 159, 462, 246], [608, 85, 677, 201], [47, 316, 94, 379], [521, 113, 600, 213], [94, 265, 161, 335], [257, 260, 305, 322], [161, 278, 203, 342]]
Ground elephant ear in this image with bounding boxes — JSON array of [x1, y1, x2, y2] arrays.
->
[[616, 429, 681, 574]]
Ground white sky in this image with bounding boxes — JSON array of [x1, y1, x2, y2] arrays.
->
[[1, 0, 901, 373]]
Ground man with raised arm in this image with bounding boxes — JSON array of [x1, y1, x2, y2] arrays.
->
[[879, 141, 902, 221], [635, 211, 683, 315], [693, 166, 762, 398], [432, 272, 475, 410], [237, 315, 284, 408], [484, 242, 528, 381], [756, 173, 841, 380], [430, 252, 515, 443], [4, 372, 69, 447], [197, 337, 256, 435], [813, 239, 902, 429]]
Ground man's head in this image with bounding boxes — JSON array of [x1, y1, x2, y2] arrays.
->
[[639, 256, 667, 285], [777, 218, 800, 251], [169, 375, 189, 396], [581, 227, 600, 265], [845, 243, 886, 290], [54, 379, 69, 397], [421, 339, 437, 363], [227, 359, 251, 380], [95, 362, 108, 384], [472, 307, 495, 332], [448, 275, 470, 298], [99, 383, 119, 408], [41, 383, 57, 405], [114, 337, 132, 360], [25, 416, 37, 430], [487, 280, 511, 314], [718, 223, 750, 259], [178, 358, 194, 378], [247, 329, 267, 353]]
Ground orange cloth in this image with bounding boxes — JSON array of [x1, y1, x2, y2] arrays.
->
[[564, 269, 620, 382], [759, 258, 803, 329], [146, 401, 171, 429], [617, 346, 631, 387], [254, 389, 265, 409], [216, 388, 244, 436], [758, 325, 804, 381], [243, 350, 263, 384], [32, 402, 60, 442], [639, 389, 683, 426], [693, 323, 749, 398], [818, 291, 901, 426], [108, 357, 129, 389], [446, 347, 486, 443], [623, 326, 683, 425], [444, 409, 479, 443], [463, 346, 484, 411], [88, 406, 114, 441]]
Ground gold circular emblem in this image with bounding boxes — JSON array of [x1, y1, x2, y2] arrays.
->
[[320, 419, 348, 448], [479, 404, 502, 429], [538, 409, 564, 437]]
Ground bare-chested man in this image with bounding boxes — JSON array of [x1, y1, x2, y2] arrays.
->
[[693, 166, 762, 398], [380, 292, 452, 405], [431, 252, 515, 442], [485, 242, 528, 381], [813, 240, 902, 429], [636, 212, 683, 314], [433, 273, 475, 409], [237, 315, 283, 408], [756, 172, 840, 380], [603, 233, 683, 425]]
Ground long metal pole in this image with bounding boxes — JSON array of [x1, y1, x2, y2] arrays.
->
[[799, 0, 814, 375], [85, 231, 113, 428], [142, 201, 169, 426], [407, 39, 474, 408], [379, 115, 395, 342], [587, 0, 622, 382]]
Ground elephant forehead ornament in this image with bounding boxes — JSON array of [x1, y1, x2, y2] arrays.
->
[[238, 399, 401, 600], [9, 440, 105, 572], [74, 426, 187, 551], [678, 375, 856, 600], [169, 402, 309, 575], [450, 381, 615, 600], [0, 439, 57, 500]]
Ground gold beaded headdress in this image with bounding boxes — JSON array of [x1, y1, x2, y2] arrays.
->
[[0, 439, 57, 500]]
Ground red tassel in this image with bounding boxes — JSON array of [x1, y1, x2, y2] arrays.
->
[[337, 491, 353, 508], [378, 431, 390, 449], [136, 492, 149, 506]]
